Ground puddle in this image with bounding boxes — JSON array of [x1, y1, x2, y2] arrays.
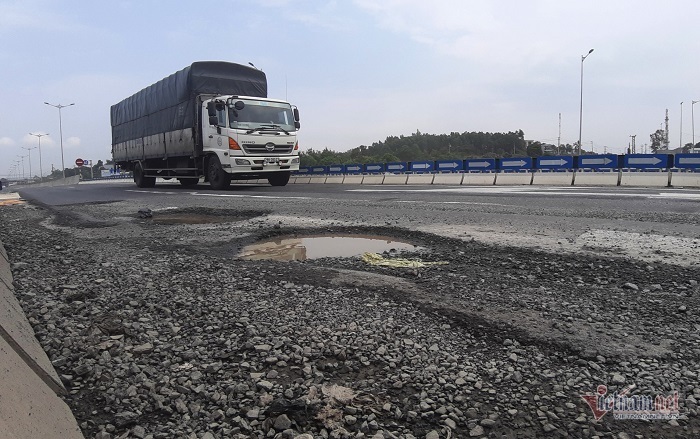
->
[[151, 214, 235, 225], [238, 234, 420, 261]]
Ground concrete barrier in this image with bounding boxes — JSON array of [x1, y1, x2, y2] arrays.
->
[[342, 175, 364, 185], [432, 174, 463, 185], [406, 174, 435, 185], [461, 173, 496, 186], [619, 171, 670, 187], [324, 176, 345, 184], [495, 172, 533, 185], [670, 172, 700, 188], [291, 176, 311, 184], [11, 176, 80, 190], [308, 176, 328, 184], [382, 174, 408, 185], [573, 171, 620, 186], [531, 172, 574, 186], [0, 239, 83, 438], [361, 175, 385, 185]]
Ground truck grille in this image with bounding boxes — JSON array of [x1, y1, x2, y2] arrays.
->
[[241, 143, 294, 155]]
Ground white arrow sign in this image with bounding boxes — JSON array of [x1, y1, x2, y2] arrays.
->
[[366, 165, 382, 171], [439, 162, 460, 169], [313, 167, 325, 172], [347, 166, 361, 172], [467, 161, 491, 168], [501, 160, 527, 167], [539, 159, 568, 166], [412, 163, 431, 170], [678, 157, 700, 165], [581, 157, 613, 166], [628, 157, 662, 166], [329, 166, 342, 172], [387, 164, 405, 170]]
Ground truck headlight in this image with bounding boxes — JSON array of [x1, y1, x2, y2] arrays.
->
[[291, 157, 300, 164], [235, 159, 251, 165]]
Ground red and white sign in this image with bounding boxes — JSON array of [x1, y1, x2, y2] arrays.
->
[[75, 158, 84, 167]]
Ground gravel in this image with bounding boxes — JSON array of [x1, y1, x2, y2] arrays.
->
[[1, 201, 699, 438]]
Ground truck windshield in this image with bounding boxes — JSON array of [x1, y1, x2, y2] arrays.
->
[[229, 100, 296, 132]]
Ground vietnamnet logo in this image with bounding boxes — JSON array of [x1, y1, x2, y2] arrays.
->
[[581, 384, 681, 421]]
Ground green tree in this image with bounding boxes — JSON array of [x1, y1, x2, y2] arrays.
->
[[650, 129, 665, 153]]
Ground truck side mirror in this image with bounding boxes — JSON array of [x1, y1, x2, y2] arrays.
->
[[209, 115, 218, 126], [295, 121, 301, 129], [206, 102, 217, 117], [293, 108, 300, 122]]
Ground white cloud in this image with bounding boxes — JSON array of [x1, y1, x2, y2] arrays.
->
[[0, 137, 16, 147], [65, 137, 81, 148]]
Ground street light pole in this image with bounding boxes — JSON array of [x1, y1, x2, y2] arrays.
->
[[17, 155, 27, 180], [22, 146, 37, 181], [44, 102, 75, 179], [680, 101, 684, 149], [692, 100, 699, 148], [577, 49, 594, 156], [29, 133, 48, 181]]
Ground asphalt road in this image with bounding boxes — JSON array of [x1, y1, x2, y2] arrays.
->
[[16, 180, 700, 266], [4, 180, 700, 437]]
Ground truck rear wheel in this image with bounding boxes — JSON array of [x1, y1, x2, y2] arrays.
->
[[207, 156, 231, 190], [134, 162, 156, 188], [268, 172, 290, 187]]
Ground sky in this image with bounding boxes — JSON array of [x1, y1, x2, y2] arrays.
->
[[1, 0, 699, 178]]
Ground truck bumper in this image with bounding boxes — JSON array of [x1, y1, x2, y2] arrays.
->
[[224, 155, 300, 176]]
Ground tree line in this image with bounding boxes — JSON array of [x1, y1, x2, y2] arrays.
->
[[300, 130, 585, 166]]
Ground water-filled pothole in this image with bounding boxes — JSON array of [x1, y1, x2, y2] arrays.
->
[[238, 234, 421, 261]]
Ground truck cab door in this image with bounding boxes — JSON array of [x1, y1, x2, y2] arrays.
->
[[205, 103, 228, 151]]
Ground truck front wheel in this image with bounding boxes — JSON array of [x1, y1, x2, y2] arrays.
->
[[207, 156, 231, 190], [268, 171, 290, 187], [134, 162, 156, 188]]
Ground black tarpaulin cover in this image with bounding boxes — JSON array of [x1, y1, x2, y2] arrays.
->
[[110, 61, 267, 144]]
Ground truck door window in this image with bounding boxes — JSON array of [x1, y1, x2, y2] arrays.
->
[[216, 107, 227, 127]]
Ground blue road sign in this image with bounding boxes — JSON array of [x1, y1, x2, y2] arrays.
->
[[436, 160, 464, 172], [499, 157, 532, 171], [385, 162, 408, 173], [328, 165, 345, 174], [464, 158, 496, 172], [578, 154, 619, 170], [536, 155, 573, 170], [346, 164, 363, 174], [364, 163, 385, 173], [674, 154, 700, 169], [409, 161, 434, 173], [296, 167, 311, 174], [623, 154, 669, 169], [310, 166, 328, 174]]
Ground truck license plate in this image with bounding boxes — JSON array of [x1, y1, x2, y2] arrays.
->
[[264, 157, 280, 164]]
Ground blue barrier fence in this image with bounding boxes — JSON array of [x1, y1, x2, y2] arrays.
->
[[296, 153, 700, 175]]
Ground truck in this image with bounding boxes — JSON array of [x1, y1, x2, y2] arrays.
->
[[111, 61, 300, 189]]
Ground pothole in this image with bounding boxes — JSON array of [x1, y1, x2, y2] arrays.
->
[[238, 234, 421, 261]]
